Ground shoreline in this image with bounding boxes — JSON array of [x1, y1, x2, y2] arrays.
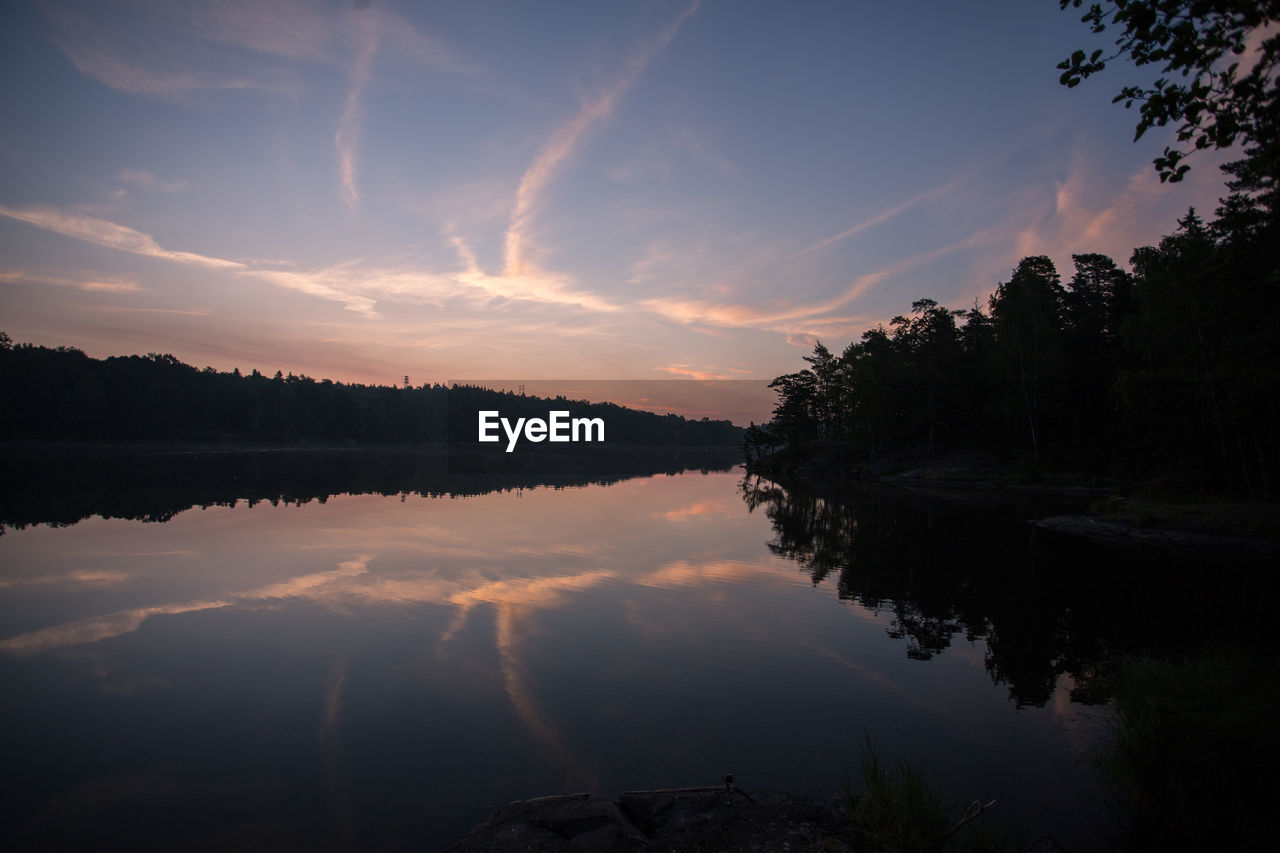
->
[[746, 445, 1280, 555], [445, 787, 854, 852]]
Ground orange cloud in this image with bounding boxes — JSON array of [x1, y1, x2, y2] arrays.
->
[[654, 364, 757, 381], [653, 499, 730, 521], [635, 557, 781, 589]]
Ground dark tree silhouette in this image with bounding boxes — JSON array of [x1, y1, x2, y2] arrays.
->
[[0, 343, 744, 449], [756, 200, 1277, 494], [988, 256, 1067, 462], [1057, 0, 1280, 188]]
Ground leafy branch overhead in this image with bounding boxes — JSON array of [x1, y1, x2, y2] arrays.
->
[[1057, 0, 1279, 184]]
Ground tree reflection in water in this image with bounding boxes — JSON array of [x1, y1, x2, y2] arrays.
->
[[739, 474, 1273, 709]]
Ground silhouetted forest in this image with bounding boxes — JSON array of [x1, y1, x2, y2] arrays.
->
[[750, 206, 1279, 497], [752, 0, 1280, 498], [0, 338, 742, 448]]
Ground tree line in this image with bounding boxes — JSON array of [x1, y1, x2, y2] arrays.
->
[[748, 1, 1280, 496], [0, 339, 743, 448], [750, 204, 1278, 497]]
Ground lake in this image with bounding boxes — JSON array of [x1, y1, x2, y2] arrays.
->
[[1, 450, 1266, 850]]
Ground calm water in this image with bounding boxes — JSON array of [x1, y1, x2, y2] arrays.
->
[[1, 455, 1264, 850]]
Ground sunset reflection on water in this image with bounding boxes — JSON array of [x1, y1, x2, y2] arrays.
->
[[0, 470, 1107, 850]]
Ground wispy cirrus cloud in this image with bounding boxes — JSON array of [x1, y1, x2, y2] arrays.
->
[[406, 0, 702, 313], [835, 222, 1010, 304], [55, 43, 292, 97], [0, 598, 233, 657], [1012, 144, 1232, 269], [189, 0, 349, 64], [1, 190, 984, 341], [608, 128, 733, 184], [335, 7, 379, 212], [640, 294, 870, 338], [44, 1, 299, 97], [0, 569, 132, 591], [643, 218, 1011, 337], [0, 556, 372, 657], [244, 266, 380, 317], [793, 174, 967, 258], [0, 203, 379, 315], [119, 168, 190, 193], [0, 204, 244, 270], [245, 247, 618, 317], [440, 568, 615, 786], [0, 269, 142, 293], [635, 557, 782, 590], [503, 1, 701, 277], [0, 201, 620, 318], [640, 297, 814, 334], [46, 0, 471, 214], [43, 0, 468, 99], [445, 229, 621, 313], [85, 306, 212, 316], [14, 4, 708, 328]]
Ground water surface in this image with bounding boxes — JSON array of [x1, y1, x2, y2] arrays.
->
[[4, 457, 1256, 850]]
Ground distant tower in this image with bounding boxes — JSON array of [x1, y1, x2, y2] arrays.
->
[[403, 375, 411, 389]]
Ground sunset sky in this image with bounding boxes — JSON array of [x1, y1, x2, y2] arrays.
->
[[0, 0, 1245, 390]]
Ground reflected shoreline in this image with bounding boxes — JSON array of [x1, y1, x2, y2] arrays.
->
[[0, 443, 744, 531], [740, 472, 1280, 708]]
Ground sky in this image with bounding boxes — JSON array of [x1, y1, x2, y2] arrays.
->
[[0, 0, 1250, 398]]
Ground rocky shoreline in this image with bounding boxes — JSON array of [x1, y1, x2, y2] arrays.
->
[[445, 786, 855, 852], [747, 446, 1279, 558], [1031, 514, 1280, 558]]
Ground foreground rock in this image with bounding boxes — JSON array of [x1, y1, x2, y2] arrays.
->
[[445, 787, 855, 852]]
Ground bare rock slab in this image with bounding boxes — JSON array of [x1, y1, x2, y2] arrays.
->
[[446, 788, 855, 852]]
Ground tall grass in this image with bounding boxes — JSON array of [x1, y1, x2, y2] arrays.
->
[[845, 737, 1012, 852], [1096, 647, 1280, 850]]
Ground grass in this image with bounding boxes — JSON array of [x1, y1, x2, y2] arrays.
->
[[1095, 647, 1280, 850], [845, 738, 1017, 853], [846, 647, 1280, 851]]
